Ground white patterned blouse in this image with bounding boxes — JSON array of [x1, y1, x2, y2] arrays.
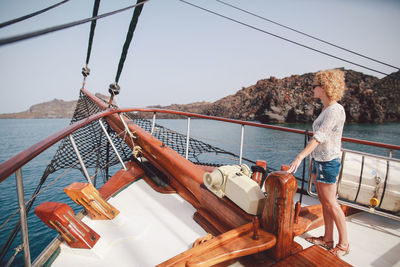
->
[[311, 103, 346, 162]]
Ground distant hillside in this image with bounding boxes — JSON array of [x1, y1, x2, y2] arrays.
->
[[0, 99, 77, 119], [1, 69, 399, 123]]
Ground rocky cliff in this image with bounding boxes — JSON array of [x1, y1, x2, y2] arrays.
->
[[1, 69, 399, 123], [156, 69, 400, 123]]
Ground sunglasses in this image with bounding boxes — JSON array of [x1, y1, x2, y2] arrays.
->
[[312, 83, 322, 89]]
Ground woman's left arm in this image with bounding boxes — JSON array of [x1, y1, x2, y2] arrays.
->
[[287, 138, 320, 174]]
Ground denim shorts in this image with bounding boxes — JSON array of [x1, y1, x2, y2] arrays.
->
[[312, 158, 341, 184]]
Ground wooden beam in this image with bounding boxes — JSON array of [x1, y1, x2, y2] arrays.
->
[[293, 204, 324, 236], [156, 222, 276, 267], [273, 245, 352, 267]]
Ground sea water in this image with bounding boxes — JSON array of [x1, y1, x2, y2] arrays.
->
[[0, 118, 399, 266]]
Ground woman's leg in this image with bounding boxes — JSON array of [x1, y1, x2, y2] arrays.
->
[[314, 175, 334, 242], [317, 181, 348, 246]]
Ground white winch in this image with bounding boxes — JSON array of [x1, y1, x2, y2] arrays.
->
[[203, 164, 265, 215]]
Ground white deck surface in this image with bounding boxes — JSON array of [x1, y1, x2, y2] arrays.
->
[[51, 180, 400, 267], [51, 179, 207, 267], [293, 195, 400, 267]]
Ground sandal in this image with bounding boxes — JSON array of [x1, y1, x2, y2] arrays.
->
[[330, 243, 350, 258], [305, 236, 334, 250]]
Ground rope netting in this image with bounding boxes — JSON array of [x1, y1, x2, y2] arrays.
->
[[44, 91, 132, 179]]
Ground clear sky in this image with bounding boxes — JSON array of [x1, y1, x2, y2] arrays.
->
[[0, 0, 399, 113]]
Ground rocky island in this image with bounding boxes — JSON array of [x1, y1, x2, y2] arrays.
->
[[1, 69, 399, 123], [0, 99, 77, 119], [152, 69, 400, 123]]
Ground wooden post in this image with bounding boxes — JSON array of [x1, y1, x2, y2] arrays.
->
[[261, 171, 298, 261]]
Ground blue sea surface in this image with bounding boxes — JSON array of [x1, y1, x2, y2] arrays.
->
[[0, 118, 399, 266]]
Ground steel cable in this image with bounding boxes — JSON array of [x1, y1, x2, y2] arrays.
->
[[0, 0, 70, 29], [178, 0, 390, 76], [216, 0, 399, 71], [0, 0, 150, 46]]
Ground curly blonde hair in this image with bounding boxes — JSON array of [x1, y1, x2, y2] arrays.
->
[[315, 69, 345, 101]]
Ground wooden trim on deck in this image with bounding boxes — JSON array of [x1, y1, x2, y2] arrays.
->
[[98, 161, 145, 200], [156, 222, 276, 267], [141, 175, 176, 194], [293, 205, 324, 237], [273, 245, 352, 267]]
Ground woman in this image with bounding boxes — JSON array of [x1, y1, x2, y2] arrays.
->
[[287, 69, 349, 257]]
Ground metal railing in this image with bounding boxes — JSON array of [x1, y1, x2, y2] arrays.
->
[[143, 109, 400, 165], [14, 169, 31, 267]]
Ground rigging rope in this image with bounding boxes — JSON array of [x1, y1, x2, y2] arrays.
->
[[83, 0, 101, 80], [178, 0, 390, 76], [115, 0, 146, 84], [0, 0, 150, 47], [215, 0, 400, 71], [0, 0, 70, 29], [85, 0, 101, 66]]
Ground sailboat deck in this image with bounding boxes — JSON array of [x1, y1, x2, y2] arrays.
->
[[48, 178, 400, 267]]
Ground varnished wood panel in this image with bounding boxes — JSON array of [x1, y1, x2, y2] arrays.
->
[[194, 209, 230, 236], [273, 245, 352, 267], [293, 204, 324, 236], [98, 161, 144, 200], [199, 184, 253, 231], [157, 222, 276, 267], [261, 171, 298, 261], [142, 174, 176, 194]]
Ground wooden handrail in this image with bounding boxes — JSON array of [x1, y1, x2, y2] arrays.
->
[[1, 89, 399, 183]]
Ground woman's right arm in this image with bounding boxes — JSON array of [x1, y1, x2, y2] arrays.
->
[[287, 138, 320, 174]]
